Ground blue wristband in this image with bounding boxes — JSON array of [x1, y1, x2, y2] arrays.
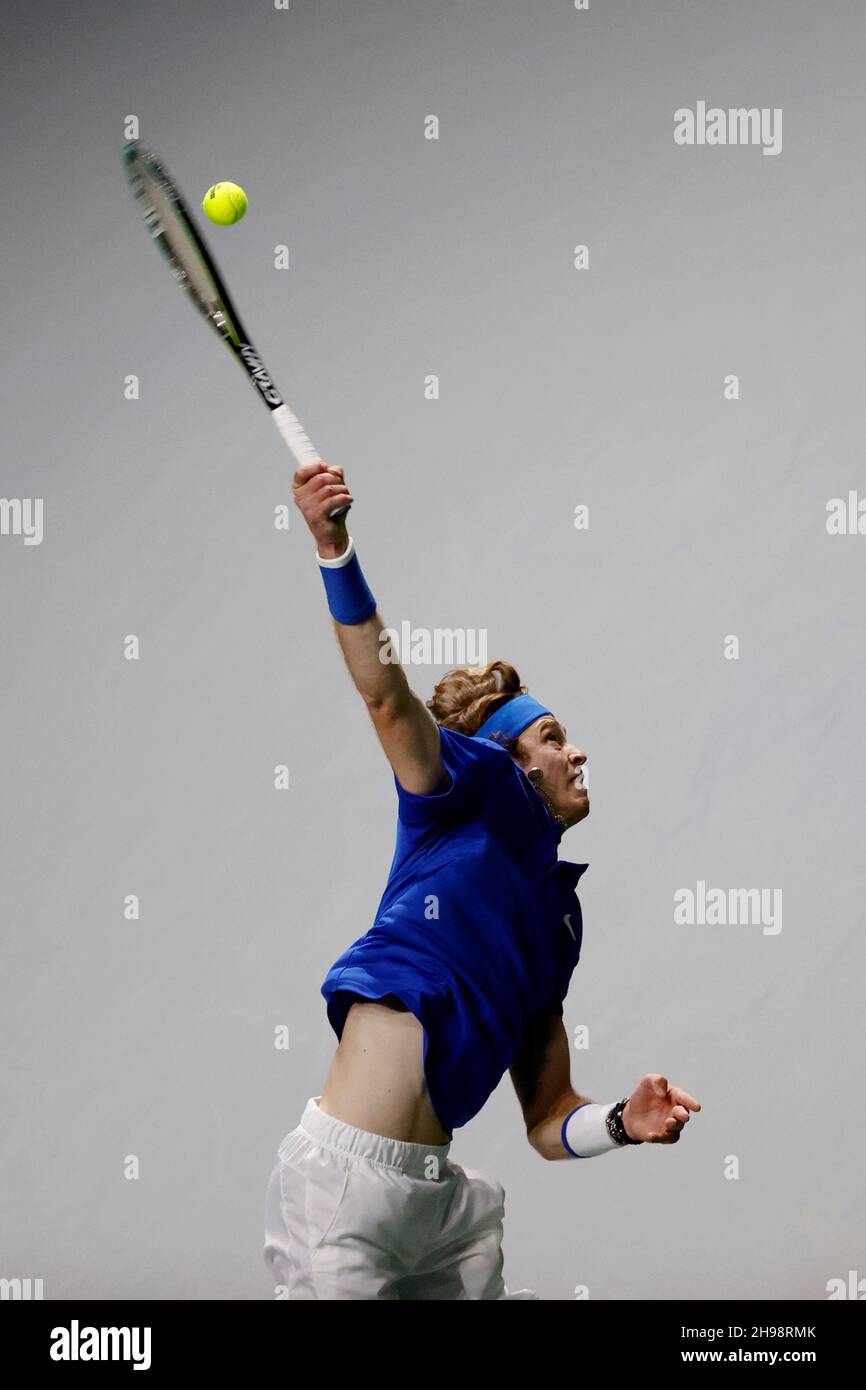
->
[[316, 536, 377, 624]]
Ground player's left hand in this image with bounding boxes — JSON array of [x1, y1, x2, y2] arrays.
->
[[622, 1074, 701, 1144]]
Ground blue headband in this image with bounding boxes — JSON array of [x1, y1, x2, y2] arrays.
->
[[473, 694, 554, 745]]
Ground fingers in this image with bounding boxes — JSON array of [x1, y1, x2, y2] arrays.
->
[[644, 1077, 702, 1112], [297, 474, 350, 508], [292, 461, 344, 490], [647, 1114, 687, 1143], [319, 484, 353, 507], [292, 463, 353, 523], [647, 1129, 680, 1144], [310, 478, 351, 498], [638, 1075, 702, 1146], [303, 469, 345, 493], [292, 464, 347, 519], [670, 1087, 701, 1113]]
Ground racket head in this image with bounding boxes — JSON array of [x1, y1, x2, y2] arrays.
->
[[124, 141, 349, 521], [123, 141, 248, 349]]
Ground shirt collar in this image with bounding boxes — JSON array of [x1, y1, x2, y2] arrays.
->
[[554, 859, 589, 890]]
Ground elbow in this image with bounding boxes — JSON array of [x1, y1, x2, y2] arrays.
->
[[363, 690, 407, 722], [363, 683, 413, 723], [526, 1124, 551, 1160]]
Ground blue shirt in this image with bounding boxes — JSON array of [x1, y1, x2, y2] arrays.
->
[[320, 725, 588, 1135]]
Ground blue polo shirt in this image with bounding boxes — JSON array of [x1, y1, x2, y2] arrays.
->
[[320, 725, 588, 1135]]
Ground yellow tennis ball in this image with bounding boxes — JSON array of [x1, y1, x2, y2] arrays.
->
[[202, 181, 249, 226]]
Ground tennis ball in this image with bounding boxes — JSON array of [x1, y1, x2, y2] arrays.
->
[[202, 181, 249, 226]]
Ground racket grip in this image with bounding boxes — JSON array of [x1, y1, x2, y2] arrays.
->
[[271, 402, 320, 465], [271, 403, 351, 520]]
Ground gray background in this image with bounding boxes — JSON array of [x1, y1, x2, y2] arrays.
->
[[1, 0, 864, 1299]]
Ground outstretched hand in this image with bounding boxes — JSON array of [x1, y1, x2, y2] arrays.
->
[[622, 1074, 701, 1144]]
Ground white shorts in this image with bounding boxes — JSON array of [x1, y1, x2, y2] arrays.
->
[[262, 1096, 539, 1300]]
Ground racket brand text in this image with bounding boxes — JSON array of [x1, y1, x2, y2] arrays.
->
[[238, 344, 282, 405]]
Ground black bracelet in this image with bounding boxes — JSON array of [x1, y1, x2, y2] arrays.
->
[[606, 1098, 643, 1146]]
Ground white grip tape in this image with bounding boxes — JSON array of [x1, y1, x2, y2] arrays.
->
[[271, 403, 321, 467]]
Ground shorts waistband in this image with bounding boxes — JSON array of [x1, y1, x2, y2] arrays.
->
[[298, 1096, 452, 1178]]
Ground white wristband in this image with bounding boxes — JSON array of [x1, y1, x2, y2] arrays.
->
[[316, 535, 355, 568], [562, 1102, 622, 1158]]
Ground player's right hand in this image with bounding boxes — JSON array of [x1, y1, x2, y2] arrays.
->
[[292, 461, 353, 556]]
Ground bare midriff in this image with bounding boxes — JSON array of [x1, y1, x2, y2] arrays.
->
[[319, 995, 452, 1146]]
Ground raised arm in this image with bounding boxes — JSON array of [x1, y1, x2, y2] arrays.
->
[[292, 461, 446, 796]]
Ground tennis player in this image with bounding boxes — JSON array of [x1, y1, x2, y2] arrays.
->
[[263, 461, 701, 1300]]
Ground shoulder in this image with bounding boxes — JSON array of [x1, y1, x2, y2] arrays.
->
[[437, 724, 513, 769], [394, 724, 513, 826], [436, 725, 520, 797]]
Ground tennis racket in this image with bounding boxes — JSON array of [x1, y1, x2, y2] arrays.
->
[[123, 140, 349, 520]]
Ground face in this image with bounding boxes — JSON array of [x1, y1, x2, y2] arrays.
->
[[513, 715, 589, 829]]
